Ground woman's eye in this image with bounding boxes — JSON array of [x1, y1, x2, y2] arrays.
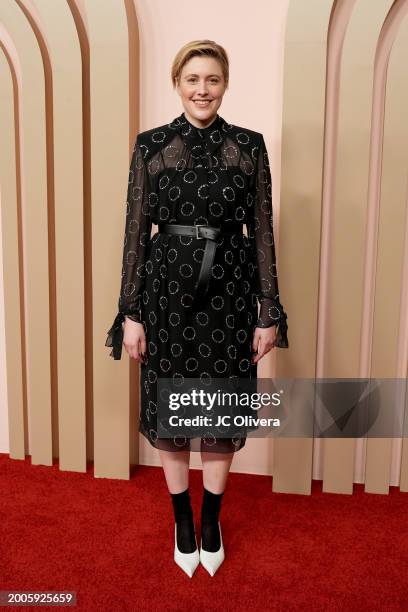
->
[[187, 79, 219, 84]]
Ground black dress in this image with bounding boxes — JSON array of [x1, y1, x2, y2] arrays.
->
[[105, 111, 289, 453]]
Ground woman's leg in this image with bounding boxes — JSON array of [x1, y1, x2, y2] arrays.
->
[[201, 450, 234, 493], [159, 448, 198, 560], [199, 450, 233, 566], [158, 448, 190, 493]]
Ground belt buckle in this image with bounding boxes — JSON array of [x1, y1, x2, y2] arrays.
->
[[195, 223, 207, 239]]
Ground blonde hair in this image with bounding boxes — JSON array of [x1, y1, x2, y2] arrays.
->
[[171, 40, 229, 88]]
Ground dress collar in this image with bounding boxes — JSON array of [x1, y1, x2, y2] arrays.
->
[[170, 111, 230, 155]]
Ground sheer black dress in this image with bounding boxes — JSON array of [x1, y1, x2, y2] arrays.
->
[[105, 111, 289, 453]]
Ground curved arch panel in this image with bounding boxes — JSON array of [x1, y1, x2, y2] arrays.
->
[[0, 31, 25, 461], [86, 0, 140, 479], [322, 0, 395, 495], [21, 0, 87, 473], [0, 0, 51, 466], [273, 0, 335, 495], [367, 3, 408, 493]]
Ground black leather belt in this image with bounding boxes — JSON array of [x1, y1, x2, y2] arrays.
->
[[158, 222, 244, 309]]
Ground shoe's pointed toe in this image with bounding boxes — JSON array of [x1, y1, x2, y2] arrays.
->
[[199, 521, 225, 576], [174, 523, 200, 578]]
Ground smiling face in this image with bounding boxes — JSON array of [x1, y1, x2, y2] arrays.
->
[[175, 55, 227, 128]]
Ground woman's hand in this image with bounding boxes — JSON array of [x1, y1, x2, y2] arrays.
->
[[122, 317, 147, 363], [251, 326, 277, 364]]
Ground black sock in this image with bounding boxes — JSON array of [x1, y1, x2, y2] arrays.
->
[[170, 488, 197, 554], [201, 487, 224, 552]]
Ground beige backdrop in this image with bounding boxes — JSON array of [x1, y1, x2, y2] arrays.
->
[[1, 0, 407, 495]]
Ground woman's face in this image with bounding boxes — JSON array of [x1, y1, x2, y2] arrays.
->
[[176, 56, 227, 128]]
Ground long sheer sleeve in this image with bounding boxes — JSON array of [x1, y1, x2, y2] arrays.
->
[[247, 134, 289, 348], [105, 134, 152, 359]]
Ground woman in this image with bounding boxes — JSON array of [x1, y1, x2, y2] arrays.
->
[[105, 40, 289, 577]]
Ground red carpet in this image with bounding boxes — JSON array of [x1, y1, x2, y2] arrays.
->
[[0, 453, 407, 611]]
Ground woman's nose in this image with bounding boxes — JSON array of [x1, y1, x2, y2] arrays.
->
[[196, 82, 209, 95]]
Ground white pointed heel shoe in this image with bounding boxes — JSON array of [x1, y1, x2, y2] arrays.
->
[[174, 523, 200, 578], [199, 521, 225, 576]]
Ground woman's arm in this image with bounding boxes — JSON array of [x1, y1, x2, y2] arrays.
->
[[247, 134, 289, 348], [105, 134, 152, 359]]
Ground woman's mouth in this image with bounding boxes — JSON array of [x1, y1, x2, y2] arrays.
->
[[192, 100, 212, 107]]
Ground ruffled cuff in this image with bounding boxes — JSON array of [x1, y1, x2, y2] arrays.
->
[[256, 299, 289, 348], [105, 311, 143, 360], [105, 312, 126, 360], [274, 312, 289, 348]]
